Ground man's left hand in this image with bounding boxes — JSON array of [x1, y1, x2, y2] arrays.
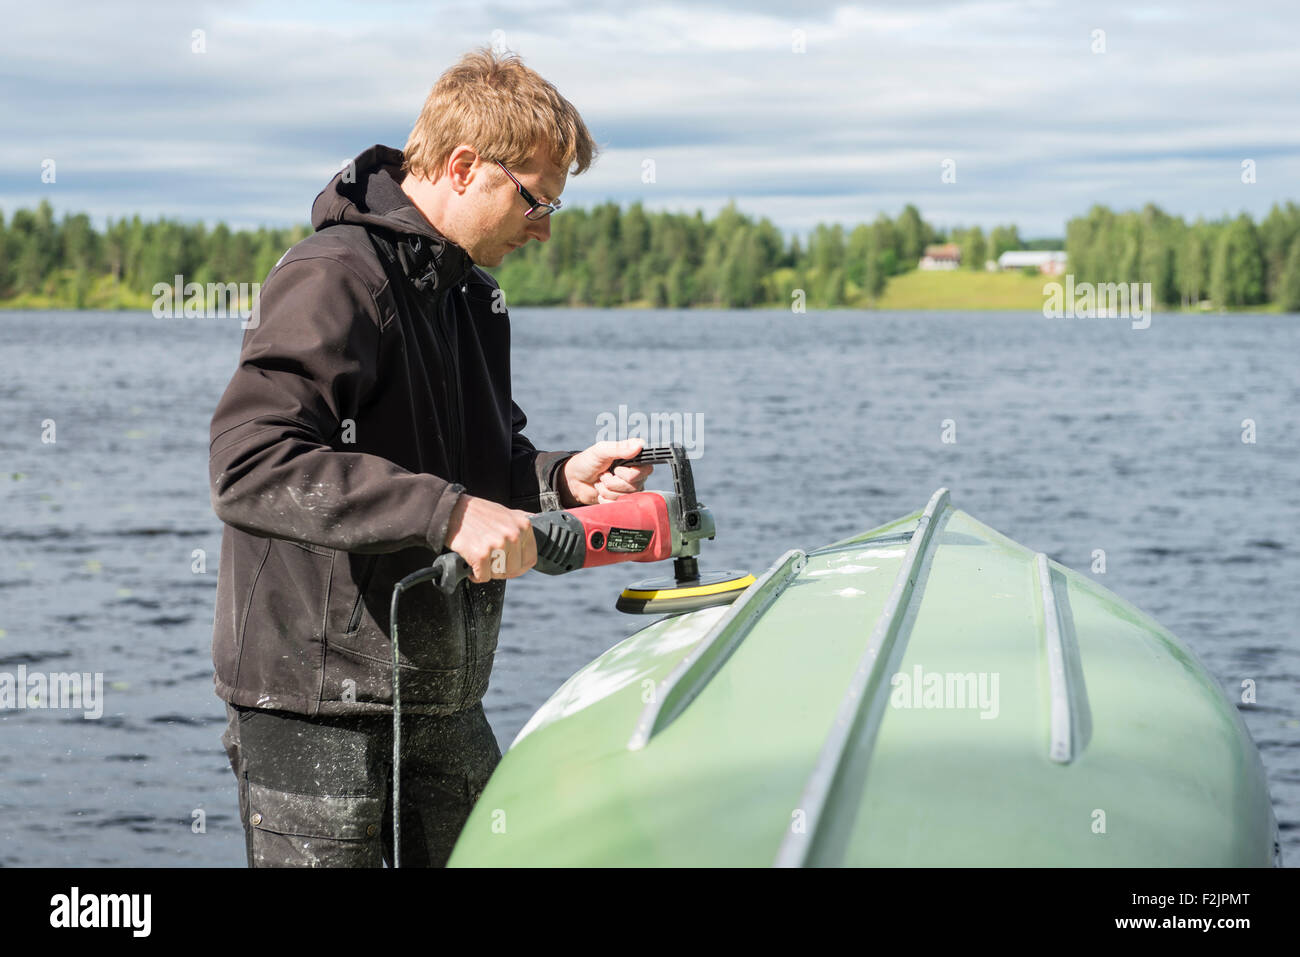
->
[[560, 439, 654, 507]]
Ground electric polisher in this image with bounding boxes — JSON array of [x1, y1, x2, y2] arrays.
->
[[425, 442, 753, 614]]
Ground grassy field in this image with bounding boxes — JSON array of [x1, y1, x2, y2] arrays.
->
[[0, 272, 152, 311], [875, 269, 1056, 310]]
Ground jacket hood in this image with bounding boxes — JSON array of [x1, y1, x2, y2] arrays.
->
[[311, 144, 475, 289]]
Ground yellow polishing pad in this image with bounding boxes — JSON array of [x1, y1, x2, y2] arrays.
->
[[616, 570, 755, 615]]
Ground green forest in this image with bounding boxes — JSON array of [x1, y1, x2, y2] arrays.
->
[[2, 198, 1299, 311]]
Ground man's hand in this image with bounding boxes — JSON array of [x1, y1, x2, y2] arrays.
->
[[445, 495, 537, 583], [560, 439, 654, 508]]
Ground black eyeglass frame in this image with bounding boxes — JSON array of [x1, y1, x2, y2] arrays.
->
[[494, 160, 562, 219]]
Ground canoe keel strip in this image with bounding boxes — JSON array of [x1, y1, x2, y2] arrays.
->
[[627, 548, 808, 751], [1035, 552, 1093, 764], [775, 488, 951, 868]]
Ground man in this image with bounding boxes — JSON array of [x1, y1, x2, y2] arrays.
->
[[208, 47, 651, 867]]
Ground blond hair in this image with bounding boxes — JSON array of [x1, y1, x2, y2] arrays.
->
[[403, 47, 598, 182]]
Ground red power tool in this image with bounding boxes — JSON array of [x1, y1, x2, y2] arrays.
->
[[424, 443, 753, 615]]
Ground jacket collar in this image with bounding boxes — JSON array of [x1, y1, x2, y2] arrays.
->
[[313, 144, 476, 296], [394, 230, 475, 297]]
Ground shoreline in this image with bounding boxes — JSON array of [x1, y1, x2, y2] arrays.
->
[[0, 272, 1286, 315]]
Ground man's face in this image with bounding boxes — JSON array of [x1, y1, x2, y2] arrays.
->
[[460, 147, 567, 267]]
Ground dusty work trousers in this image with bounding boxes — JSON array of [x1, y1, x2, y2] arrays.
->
[[220, 701, 501, 867]]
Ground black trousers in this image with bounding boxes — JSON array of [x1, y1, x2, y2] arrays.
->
[[220, 701, 502, 867]]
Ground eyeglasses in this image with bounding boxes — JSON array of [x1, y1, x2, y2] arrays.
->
[[495, 160, 562, 219]]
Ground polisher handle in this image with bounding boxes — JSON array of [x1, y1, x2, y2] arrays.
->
[[428, 510, 593, 594], [610, 446, 677, 469], [428, 551, 472, 594]]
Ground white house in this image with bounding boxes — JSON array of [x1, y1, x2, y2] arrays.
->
[[918, 243, 961, 270], [996, 250, 1068, 275]]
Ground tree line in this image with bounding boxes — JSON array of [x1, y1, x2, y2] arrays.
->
[[2, 197, 1299, 310], [1065, 202, 1300, 310], [0, 202, 309, 310]]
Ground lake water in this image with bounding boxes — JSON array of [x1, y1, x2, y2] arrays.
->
[[0, 308, 1296, 866]]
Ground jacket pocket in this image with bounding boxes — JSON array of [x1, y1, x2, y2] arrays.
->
[[345, 555, 379, 634], [222, 536, 272, 693], [233, 539, 332, 712]]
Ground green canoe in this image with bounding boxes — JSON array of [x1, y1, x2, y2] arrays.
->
[[449, 489, 1280, 867]]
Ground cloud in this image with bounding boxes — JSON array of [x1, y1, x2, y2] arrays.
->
[[2, 0, 1297, 237]]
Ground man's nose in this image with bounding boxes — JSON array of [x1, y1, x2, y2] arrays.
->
[[527, 217, 552, 242]]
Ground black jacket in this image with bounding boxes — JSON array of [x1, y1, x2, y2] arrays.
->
[[209, 144, 575, 716]]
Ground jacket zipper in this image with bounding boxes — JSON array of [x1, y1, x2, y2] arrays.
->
[[434, 285, 466, 484], [438, 282, 476, 710]]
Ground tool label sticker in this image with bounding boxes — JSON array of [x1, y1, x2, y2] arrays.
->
[[605, 527, 653, 553]]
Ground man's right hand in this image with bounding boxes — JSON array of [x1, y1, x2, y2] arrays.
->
[[444, 494, 537, 583]]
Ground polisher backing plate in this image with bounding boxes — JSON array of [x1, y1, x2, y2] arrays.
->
[[616, 569, 755, 615]]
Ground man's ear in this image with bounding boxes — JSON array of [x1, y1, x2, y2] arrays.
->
[[446, 144, 481, 195]]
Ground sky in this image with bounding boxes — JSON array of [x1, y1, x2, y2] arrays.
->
[[2, 0, 1297, 239]]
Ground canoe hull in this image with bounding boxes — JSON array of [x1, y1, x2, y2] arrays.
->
[[449, 491, 1279, 867]]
